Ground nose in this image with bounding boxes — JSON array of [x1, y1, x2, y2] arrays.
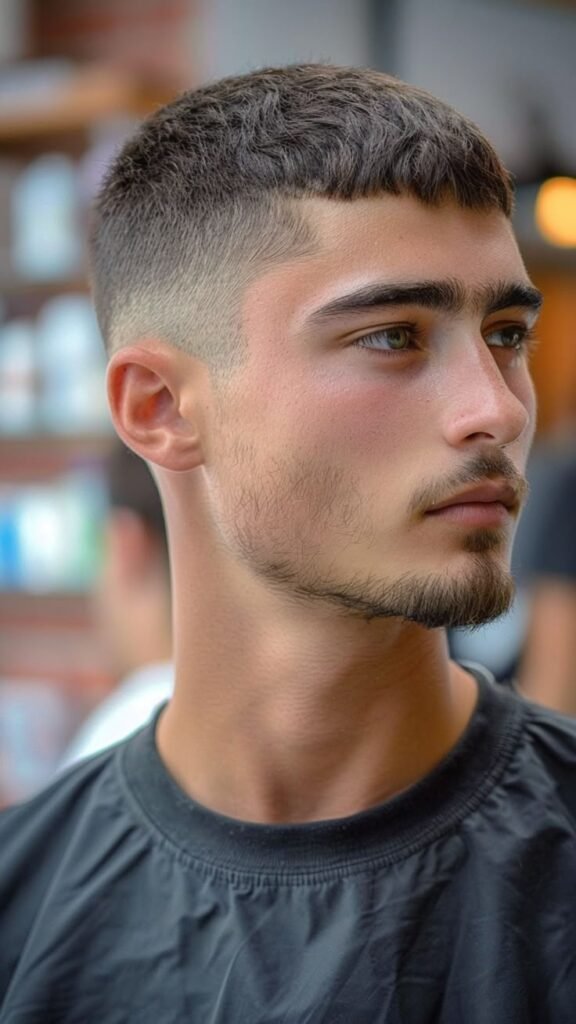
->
[[440, 340, 533, 450]]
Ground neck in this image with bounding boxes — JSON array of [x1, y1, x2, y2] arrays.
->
[[157, 560, 478, 824]]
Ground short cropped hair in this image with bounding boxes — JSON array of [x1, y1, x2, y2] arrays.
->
[[90, 64, 513, 368]]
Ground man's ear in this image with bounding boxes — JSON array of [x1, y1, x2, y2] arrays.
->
[[107, 341, 205, 471]]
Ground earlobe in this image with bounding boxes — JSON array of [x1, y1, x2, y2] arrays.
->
[[107, 344, 204, 471]]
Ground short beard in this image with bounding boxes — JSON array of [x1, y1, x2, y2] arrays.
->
[[216, 444, 519, 630], [244, 533, 515, 629]]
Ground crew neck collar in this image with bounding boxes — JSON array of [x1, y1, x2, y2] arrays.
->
[[121, 666, 523, 881]]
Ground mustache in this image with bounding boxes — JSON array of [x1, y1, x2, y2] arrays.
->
[[409, 450, 529, 518]]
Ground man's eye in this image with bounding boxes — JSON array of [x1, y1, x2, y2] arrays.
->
[[355, 326, 416, 352], [486, 325, 532, 351]]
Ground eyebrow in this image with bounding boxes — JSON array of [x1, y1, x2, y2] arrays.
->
[[306, 279, 544, 323]]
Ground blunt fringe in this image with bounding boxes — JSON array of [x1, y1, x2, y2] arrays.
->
[[90, 64, 514, 363]]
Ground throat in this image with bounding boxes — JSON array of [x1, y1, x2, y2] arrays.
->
[[156, 663, 479, 825]]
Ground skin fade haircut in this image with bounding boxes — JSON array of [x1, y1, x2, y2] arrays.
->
[[89, 64, 513, 370]]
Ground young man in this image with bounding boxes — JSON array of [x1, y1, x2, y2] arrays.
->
[[1, 65, 574, 1022]]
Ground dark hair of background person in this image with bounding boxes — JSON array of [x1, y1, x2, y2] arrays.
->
[[89, 64, 514, 371], [106, 443, 168, 556]]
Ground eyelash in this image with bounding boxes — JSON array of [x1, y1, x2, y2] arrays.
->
[[489, 325, 539, 356], [353, 323, 539, 357]]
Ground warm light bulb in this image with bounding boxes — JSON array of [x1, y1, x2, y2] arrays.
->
[[535, 176, 576, 248]]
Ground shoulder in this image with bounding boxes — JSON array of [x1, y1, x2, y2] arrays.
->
[[518, 696, 573, 761], [0, 741, 124, 887], [520, 693, 576, 755], [0, 742, 132, 998], [0, 739, 119, 834], [510, 693, 576, 822]]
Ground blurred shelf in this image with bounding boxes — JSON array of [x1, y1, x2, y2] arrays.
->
[[0, 274, 88, 297], [0, 590, 113, 695], [0, 58, 158, 701], [0, 64, 170, 147], [0, 432, 113, 480], [0, 431, 112, 447]]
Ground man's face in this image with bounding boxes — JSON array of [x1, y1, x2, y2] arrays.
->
[[206, 194, 540, 628]]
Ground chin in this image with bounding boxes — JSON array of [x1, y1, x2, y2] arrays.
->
[[410, 554, 516, 630], [460, 526, 512, 556]]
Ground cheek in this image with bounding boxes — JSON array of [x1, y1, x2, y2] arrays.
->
[[288, 377, 421, 468], [237, 351, 424, 474], [512, 367, 537, 454], [524, 373, 537, 425]]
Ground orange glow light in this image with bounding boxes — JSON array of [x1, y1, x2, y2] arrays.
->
[[535, 176, 576, 248]]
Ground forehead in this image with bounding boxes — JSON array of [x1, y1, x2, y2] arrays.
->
[[241, 194, 529, 333]]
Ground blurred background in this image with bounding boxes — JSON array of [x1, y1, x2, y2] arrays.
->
[[1, 0, 575, 805]]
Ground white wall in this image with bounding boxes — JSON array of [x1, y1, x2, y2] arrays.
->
[[395, 0, 576, 175], [0, 0, 28, 62], [194, 0, 372, 80]]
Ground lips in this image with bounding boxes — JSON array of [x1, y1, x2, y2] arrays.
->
[[427, 481, 519, 514]]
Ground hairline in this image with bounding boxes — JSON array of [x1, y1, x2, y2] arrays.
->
[[101, 187, 511, 369]]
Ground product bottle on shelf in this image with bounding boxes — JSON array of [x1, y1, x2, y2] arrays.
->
[[11, 153, 83, 281], [0, 318, 37, 434], [35, 294, 111, 434]]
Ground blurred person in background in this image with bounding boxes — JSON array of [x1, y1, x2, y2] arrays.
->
[[1, 65, 576, 1022], [518, 449, 576, 715], [59, 441, 173, 768]]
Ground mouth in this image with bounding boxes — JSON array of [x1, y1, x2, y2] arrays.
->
[[425, 480, 520, 528]]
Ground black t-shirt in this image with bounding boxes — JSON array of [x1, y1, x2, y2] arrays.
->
[[1, 667, 576, 1023]]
